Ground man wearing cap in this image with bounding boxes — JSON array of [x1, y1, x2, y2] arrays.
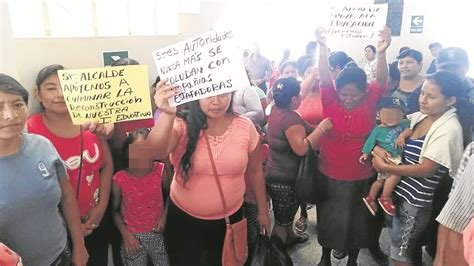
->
[[436, 47, 474, 144], [426, 42, 443, 75]]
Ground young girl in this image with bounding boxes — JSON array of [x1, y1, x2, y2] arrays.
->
[[111, 128, 169, 265]]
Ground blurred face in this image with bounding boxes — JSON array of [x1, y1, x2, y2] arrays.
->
[[36, 74, 68, 114], [398, 56, 422, 80], [379, 108, 404, 127], [128, 135, 153, 169], [290, 94, 302, 110], [281, 64, 298, 79], [430, 46, 442, 58], [365, 47, 375, 61], [418, 80, 456, 117], [337, 84, 365, 110], [199, 93, 231, 119], [0, 92, 28, 142]]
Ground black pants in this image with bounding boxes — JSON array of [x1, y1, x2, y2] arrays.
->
[[84, 212, 112, 266], [165, 200, 244, 266], [50, 243, 71, 266], [422, 176, 453, 256]]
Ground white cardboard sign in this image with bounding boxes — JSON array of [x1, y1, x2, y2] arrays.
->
[[327, 4, 388, 39], [152, 29, 249, 106]]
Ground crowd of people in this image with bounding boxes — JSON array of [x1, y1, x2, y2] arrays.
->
[[1, 26, 473, 266]]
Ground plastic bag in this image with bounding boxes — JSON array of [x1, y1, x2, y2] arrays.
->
[[250, 235, 293, 266]]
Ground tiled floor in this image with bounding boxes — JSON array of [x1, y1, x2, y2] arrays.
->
[[288, 207, 434, 266], [107, 207, 435, 265]]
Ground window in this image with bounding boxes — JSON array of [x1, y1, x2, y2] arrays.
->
[[95, 0, 128, 36], [129, 0, 156, 35], [46, 0, 95, 37], [7, 0, 194, 37], [8, 0, 44, 37]]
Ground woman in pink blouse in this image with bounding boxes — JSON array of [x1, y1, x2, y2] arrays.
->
[[147, 80, 271, 265], [315, 27, 391, 266]]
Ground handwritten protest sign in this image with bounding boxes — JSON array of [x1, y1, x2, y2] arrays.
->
[[327, 4, 388, 39], [58, 65, 152, 125], [152, 29, 249, 106]]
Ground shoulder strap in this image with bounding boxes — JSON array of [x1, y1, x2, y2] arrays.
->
[[203, 131, 231, 224], [75, 127, 84, 200]]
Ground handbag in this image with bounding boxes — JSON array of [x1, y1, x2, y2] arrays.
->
[[294, 139, 323, 204], [250, 235, 293, 266], [204, 132, 248, 266]]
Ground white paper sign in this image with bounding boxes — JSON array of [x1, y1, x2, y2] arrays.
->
[[152, 29, 249, 106], [327, 4, 388, 39]]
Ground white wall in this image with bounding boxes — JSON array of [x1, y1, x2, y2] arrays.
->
[[0, 1, 18, 79], [338, 0, 473, 71], [4, 0, 473, 111], [9, 1, 226, 111]]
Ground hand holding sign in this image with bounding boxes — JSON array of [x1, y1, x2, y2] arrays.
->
[[59, 65, 152, 125], [377, 26, 392, 53], [154, 79, 178, 116], [152, 29, 248, 107], [82, 122, 114, 140], [315, 27, 328, 47], [327, 4, 388, 39]]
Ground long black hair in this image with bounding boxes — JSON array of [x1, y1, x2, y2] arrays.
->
[[179, 96, 233, 181], [272, 78, 300, 109], [426, 71, 472, 147]]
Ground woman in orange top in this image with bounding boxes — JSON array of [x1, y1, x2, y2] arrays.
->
[[147, 80, 271, 265]]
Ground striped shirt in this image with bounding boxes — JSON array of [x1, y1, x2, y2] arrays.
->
[[394, 136, 449, 208], [436, 142, 474, 233]]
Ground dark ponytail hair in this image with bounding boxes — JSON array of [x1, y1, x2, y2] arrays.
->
[[36, 64, 65, 88], [427, 71, 472, 147], [335, 64, 367, 92], [272, 78, 300, 109], [179, 96, 233, 181]]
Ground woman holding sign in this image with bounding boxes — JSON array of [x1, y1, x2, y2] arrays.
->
[[26, 64, 114, 265], [147, 81, 271, 265], [314, 27, 391, 266]]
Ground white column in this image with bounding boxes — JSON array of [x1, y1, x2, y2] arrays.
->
[[0, 1, 19, 79]]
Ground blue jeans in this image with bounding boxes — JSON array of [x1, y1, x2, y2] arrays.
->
[[390, 199, 431, 263]]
